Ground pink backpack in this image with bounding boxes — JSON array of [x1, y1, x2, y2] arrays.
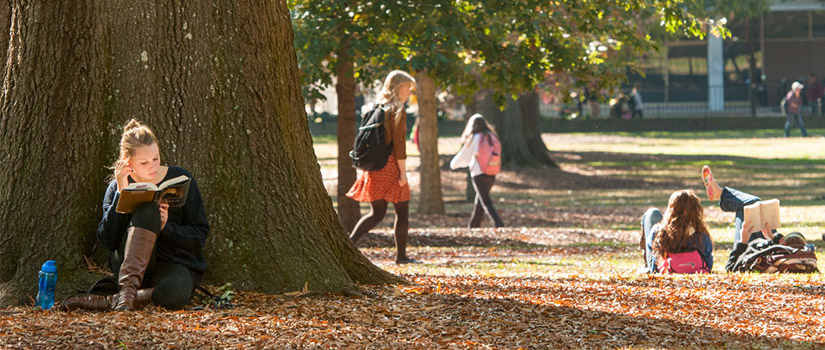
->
[[657, 250, 710, 274], [476, 132, 501, 176]]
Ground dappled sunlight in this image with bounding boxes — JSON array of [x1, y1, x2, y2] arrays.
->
[[283, 130, 825, 347]]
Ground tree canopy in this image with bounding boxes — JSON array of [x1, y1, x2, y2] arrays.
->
[[292, 0, 722, 103]]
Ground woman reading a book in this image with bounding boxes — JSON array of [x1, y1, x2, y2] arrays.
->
[[346, 70, 419, 264], [63, 119, 209, 311], [640, 190, 714, 273], [700, 165, 815, 271]]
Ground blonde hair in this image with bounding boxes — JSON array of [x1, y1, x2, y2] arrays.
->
[[378, 70, 416, 110], [107, 119, 158, 182], [653, 190, 710, 258]]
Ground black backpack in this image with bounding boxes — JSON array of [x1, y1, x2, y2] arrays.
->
[[350, 104, 393, 171]]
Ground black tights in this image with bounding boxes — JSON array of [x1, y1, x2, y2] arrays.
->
[[469, 174, 504, 228], [349, 200, 410, 260]]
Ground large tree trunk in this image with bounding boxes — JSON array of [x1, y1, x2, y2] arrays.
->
[[0, 0, 399, 307], [0, 0, 10, 73], [0, 1, 112, 305], [478, 92, 539, 167], [334, 46, 360, 232], [416, 70, 444, 214], [518, 91, 558, 167]]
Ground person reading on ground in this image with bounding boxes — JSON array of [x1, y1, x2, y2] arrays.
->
[[701, 165, 777, 245], [63, 119, 209, 311], [640, 190, 714, 273], [701, 165, 814, 271], [449, 113, 505, 228], [347, 70, 419, 264]]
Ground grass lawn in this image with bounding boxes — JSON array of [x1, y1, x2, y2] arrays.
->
[[2, 130, 825, 349]]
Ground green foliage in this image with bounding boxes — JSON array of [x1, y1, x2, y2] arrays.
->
[[290, 0, 721, 105]]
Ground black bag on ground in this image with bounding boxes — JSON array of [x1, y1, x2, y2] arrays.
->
[[350, 104, 393, 171], [726, 234, 818, 273]]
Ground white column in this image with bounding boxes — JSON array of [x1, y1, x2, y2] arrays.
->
[[708, 32, 724, 111]]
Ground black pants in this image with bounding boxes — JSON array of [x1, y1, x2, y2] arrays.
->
[[109, 204, 197, 310], [469, 174, 504, 228]]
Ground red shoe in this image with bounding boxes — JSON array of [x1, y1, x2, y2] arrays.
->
[[701, 165, 719, 201]]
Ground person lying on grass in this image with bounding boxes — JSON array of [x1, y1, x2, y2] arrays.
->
[[640, 190, 714, 274], [701, 165, 811, 269]]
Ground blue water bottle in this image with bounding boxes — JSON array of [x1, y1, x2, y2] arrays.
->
[[35, 260, 57, 310]]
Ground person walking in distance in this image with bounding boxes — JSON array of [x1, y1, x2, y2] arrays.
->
[[450, 114, 505, 228], [783, 82, 808, 137]]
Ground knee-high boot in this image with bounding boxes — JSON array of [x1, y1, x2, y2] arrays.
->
[[60, 294, 118, 311], [61, 287, 155, 312], [114, 227, 157, 311]]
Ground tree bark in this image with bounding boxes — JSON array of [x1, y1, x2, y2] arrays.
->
[[334, 45, 360, 232], [0, 1, 111, 305], [416, 70, 444, 214], [0, 0, 10, 73], [0, 0, 400, 307], [518, 91, 558, 167]]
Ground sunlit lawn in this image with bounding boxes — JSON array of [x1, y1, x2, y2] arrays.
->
[[5, 128, 825, 350], [302, 128, 825, 347], [314, 127, 825, 269]]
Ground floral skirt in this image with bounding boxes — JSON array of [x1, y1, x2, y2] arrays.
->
[[346, 154, 410, 203]]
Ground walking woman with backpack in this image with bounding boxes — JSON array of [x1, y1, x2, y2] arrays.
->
[[347, 70, 419, 264], [640, 190, 713, 274], [450, 114, 505, 228], [62, 119, 209, 311]]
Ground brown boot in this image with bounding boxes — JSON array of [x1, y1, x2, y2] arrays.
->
[[114, 227, 157, 311], [60, 293, 117, 311], [133, 288, 155, 309]]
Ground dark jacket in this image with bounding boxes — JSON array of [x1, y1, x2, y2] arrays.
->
[[97, 166, 210, 276]]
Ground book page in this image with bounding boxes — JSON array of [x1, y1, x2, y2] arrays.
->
[[158, 175, 189, 190], [759, 198, 780, 231], [124, 182, 159, 191], [743, 202, 762, 232]]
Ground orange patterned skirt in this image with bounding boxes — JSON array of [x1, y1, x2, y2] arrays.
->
[[346, 154, 410, 203]]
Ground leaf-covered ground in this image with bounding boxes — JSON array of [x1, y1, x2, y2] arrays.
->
[[3, 131, 825, 349]]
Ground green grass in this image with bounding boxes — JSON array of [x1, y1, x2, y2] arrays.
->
[[316, 128, 825, 270]]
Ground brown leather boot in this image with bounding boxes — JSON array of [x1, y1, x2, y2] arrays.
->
[[60, 293, 117, 311], [114, 227, 157, 311], [133, 288, 155, 309]]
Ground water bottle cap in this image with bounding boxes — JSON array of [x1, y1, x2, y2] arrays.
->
[[41, 260, 57, 273]]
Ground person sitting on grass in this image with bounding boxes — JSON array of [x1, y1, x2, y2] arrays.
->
[[640, 190, 714, 274], [62, 119, 209, 311]]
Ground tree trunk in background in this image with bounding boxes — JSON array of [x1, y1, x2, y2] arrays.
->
[[0, 0, 10, 72], [0, 0, 400, 307], [478, 92, 540, 167], [416, 70, 444, 214], [335, 47, 360, 232], [0, 1, 112, 305], [519, 91, 558, 167]]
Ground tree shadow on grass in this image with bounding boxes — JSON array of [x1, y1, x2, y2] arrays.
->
[[405, 276, 825, 348], [302, 277, 822, 349], [355, 231, 544, 249]]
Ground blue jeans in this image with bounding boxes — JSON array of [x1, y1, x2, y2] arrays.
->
[[641, 208, 663, 273], [784, 112, 808, 137], [718, 187, 773, 244]]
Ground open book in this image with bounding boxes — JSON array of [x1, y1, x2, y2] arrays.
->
[[115, 175, 190, 214], [743, 198, 780, 233]]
